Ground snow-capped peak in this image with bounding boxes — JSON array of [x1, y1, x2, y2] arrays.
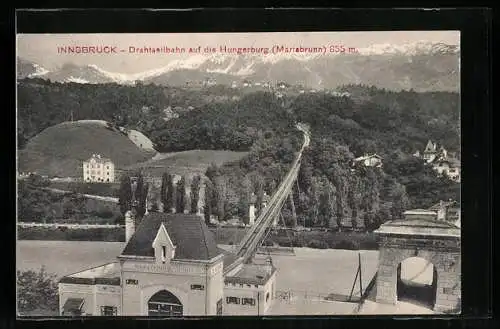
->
[[22, 41, 459, 86], [65, 76, 91, 84], [85, 64, 132, 83], [358, 41, 459, 56], [27, 63, 49, 78]]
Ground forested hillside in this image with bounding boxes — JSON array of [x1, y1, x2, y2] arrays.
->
[[17, 78, 240, 149], [18, 79, 460, 230]]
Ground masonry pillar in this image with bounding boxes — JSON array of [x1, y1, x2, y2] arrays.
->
[[434, 252, 461, 313], [375, 247, 398, 305], [249, 202, 256, 225]]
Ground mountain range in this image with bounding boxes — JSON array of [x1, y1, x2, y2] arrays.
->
[[17, 41, 460, 92]]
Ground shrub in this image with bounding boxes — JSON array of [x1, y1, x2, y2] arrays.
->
[[327, 239, 338, 249], [335, 239, 360, 250], [278, 239, 303, 248], [17, 226, 124, 242], [306, 239, 329, 249], [95, 209, 114, 219], [359, 236, 379, 250], [277, 240, 291, 247], [263, 240, 274, 247]]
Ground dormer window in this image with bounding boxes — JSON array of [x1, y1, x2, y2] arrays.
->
[[153, 223, 175, 265], [161, 246, 166, 263]]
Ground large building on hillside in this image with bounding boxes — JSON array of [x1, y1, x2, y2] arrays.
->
[[58, 211, 277, 316], [83, 154, 115, 183], [352, 154, 383, 168], [422, 140, 438, 162]]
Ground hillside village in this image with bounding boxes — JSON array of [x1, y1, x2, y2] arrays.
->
[[413, 140, 461, 182]]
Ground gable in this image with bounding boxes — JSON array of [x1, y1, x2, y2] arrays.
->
[[152, 223, 176, 263], [152, 223, 175, 250]]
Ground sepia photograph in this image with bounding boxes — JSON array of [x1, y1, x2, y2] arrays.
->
[[16, 30, 461, 317]]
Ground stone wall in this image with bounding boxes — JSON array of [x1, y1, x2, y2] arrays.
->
[[375, 234, 461, 313]]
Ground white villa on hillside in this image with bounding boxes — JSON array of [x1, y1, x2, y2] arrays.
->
[[83, 154, 115, 183], [352, 154, 383, 168]]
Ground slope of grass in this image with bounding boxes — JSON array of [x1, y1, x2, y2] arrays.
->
[[19, 121, 156, 177], [124, 149, 249, 176]]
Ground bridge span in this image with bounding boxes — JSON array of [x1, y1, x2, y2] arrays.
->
[[223, 123, 310, 275]]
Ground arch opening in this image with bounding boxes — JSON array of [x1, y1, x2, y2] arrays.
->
[[147, 290, 183, 317], [396, 256, 437, 309]]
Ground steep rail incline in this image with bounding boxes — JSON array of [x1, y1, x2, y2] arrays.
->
[[224, 124, 310, 275]]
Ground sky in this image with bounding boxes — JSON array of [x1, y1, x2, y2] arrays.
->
[[17, 31, 460, 74]]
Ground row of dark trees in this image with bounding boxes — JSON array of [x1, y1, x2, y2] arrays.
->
[[118, 173, 149, 219], [203, 164, 267, 225], [159, 172, 202, 214], [117, 171, 203, 223]]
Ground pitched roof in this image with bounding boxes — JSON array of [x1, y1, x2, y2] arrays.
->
[[433, 157, 461, 168], [353, 154, 383, 162], [375, 217, 460, 237], [424, 140, 437, 152], [225, 263, 277, 285], [121, 213, 221, 261], [85, 154, 112, 163], [429, 200, 459, 210]]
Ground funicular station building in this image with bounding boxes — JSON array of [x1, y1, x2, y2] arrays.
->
[[58, 211, 277, 316]]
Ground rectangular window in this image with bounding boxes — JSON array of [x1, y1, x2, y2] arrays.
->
[[216, 299, 223, 315], [100, 306, 117, 316], [190, 284, 205, 290], [126, 279, 138, 285], [242, 298, 255, 306], [226, 297, 240, 304], [161, 246, 166, 263]]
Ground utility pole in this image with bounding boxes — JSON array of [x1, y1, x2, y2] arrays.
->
[[257, 291, 260, 316]]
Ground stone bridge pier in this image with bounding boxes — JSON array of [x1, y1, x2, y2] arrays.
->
[[374, 218, 461, 313]]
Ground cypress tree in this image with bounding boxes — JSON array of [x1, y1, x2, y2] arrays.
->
[[118, 174, 132, 219], [176, 176, 186, 213]]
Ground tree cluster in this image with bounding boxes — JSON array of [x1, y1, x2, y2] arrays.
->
[[17, 266, 59, 316]]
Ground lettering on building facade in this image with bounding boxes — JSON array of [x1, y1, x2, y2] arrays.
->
[[123, 261, 207, 275]]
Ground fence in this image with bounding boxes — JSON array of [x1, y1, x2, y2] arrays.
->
[[17, 222, 124, 229], [275, 289, 354, 303]]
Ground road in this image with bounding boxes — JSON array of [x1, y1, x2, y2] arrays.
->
[[17, 222, 123, 229], [42, 187, 119, 203]]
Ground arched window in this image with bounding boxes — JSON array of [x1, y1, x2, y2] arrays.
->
[[148, 290, 183, 317]]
